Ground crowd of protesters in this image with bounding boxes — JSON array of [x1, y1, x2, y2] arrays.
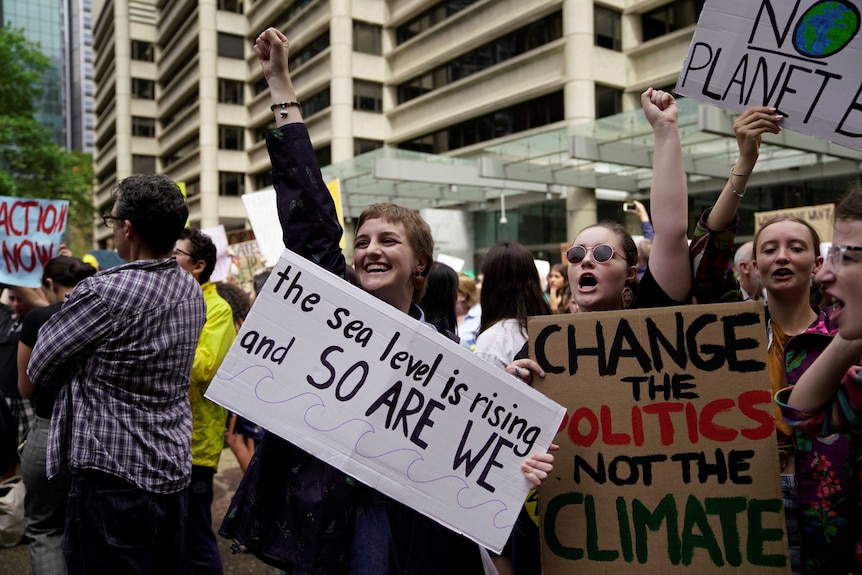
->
[[1, 23, 861, 575]]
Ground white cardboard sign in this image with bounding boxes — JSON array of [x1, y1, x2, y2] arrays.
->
[[206, 248, 566, 552], [676, 0, 862, 150]]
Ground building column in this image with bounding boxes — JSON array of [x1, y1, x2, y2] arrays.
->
[[198, 0, 219, 227], [566, 186, 597, 243], [562, 0, 596, 124], [329, 0, 353, 162], [115, 0, 132, 176]]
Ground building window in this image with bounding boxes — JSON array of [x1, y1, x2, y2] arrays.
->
[[642, 0, 704, 42], [315, 145, 332, 168], [253, 77, 269, 96], [132, 116, 155, 137], [185, 179, 201, 199], [353, 21, 382, 55], [595, 84, 623, 118], [255, 123, 272, 141], [219, 125, 244, 150], [399, 91, 564, 153], [217, 32, 245, 59], [132, 155, 156, 174], [397, 12, 562, 104], [218, 79, 244, 104], [354, 139, 383, 155], [131, 40, 154, 61], [353, 81, 383, 113], [254, 170, 273, 190], [131, 78, 155, 100], [396, 0, 480, 44], [217, 0, 243, 13], [219, 172, 245, 196], [289, 32, 330, 70], [303, 88, 331, 117], [595, 6, 622, 51]]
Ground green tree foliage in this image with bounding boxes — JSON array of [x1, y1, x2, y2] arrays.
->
[[0, 27, 95, 253]]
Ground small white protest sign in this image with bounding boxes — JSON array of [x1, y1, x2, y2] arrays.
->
[[676, 0, 862, 150], [206, 248, 566, 552], [241, 189, 283, 267]]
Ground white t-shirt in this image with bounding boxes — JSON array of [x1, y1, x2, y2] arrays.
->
[[473, 319, 527, 370]]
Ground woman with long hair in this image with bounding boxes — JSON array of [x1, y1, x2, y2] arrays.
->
[[545, 263, 569, 314], [475, 242, 549, 369], [17, 256, 96, 574], [677, 105, 861, 575]]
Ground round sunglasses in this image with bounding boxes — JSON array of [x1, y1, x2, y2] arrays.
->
[[566, 243, 623, 264]]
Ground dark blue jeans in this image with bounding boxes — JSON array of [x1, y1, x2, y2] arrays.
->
[[183, 465, 223, 574], [64, 469, 188, 575]]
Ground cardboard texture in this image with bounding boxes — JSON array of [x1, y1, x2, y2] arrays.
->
[[206, 248, 566, 552], [754, 203, 835, 241], [0, 196, 69, 288], [228, 240, 266, 295], [529, 301, 789, 574], [676, 0, 862, 151]]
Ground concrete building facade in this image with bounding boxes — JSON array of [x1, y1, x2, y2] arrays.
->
[[91, 0, 858, 268]]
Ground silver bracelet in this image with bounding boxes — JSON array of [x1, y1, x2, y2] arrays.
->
[[729, 166, 750, 199]]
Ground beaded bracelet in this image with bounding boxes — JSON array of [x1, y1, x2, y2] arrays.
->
[[270, 101, 302, 119], [729, 166, 751, 199]]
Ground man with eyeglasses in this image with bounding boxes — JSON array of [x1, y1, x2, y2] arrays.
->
[[28, 174, 206, 574], [172, 228, 236, 575]]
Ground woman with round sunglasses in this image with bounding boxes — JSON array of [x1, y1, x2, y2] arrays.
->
[[563, 89, 692, 315]]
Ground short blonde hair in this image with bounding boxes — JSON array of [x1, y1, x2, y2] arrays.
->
[[458, 275, 479, 308]]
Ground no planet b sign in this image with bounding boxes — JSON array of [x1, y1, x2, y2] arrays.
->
[[677, 0, 862, 151]]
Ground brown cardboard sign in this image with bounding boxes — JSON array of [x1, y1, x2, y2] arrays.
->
[[529, 301, 789, 574]]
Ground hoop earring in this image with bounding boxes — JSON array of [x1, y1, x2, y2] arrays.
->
[[622, 285, 634, 309]]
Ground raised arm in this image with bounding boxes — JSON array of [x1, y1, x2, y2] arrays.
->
[[640, 88, 691, 302], [705, 107, 783, 230], [254, 27, 345, 278]]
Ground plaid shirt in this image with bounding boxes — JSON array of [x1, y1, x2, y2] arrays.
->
[[29, 258, 206, 494]]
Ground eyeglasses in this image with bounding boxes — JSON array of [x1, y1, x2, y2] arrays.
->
[[566, 244, 623, 264], [827, 244, 862, 268], [173, 248, 193, 258], [102, 214, 124, 228]]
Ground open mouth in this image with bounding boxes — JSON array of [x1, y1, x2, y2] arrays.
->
[[365, 264, 390, 273], [772, 268, 794, 278], [579, 275, 597, 288]]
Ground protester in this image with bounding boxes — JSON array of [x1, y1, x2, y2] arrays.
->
[[417, 262, 459, 338], [1, 286, 47, 445], [774, 189, 862, 574], [734, 240, 765, 301], [174, 228, 237, 575], [629, 200, 655, 280], [502, 88, 748, 575], [473, 241, 550, 574], [684, 105, 861, 575], [211, 281, 261, 472], [220, 27, 553, 575], [215, 281, 251, 334], [17, 257, 96, 575], [456, 274, 481, 349], [28, 174, 206, 574], [544, 263, 568, 314], [475, 242, 549, 370]]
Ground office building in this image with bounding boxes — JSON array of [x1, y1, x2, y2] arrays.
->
[[92, 0, 860, 267]]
